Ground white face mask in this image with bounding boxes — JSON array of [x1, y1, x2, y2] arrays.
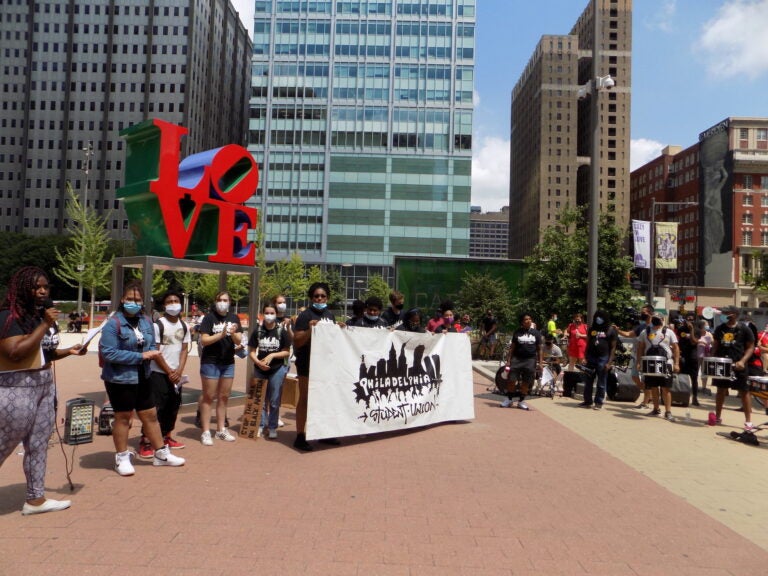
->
[[276, 303, 287, 313], [165, 303, 182, 316], [263, 314, 276, 323], [215, 302, 230, 315]]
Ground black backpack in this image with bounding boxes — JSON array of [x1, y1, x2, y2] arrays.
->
[[645, 326, 669, 358]]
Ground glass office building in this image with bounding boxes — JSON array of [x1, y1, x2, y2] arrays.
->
[[248, 0, 475, 283]]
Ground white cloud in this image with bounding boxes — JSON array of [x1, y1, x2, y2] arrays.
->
[[471, 136, 510, 212], [645, 0, 677, 32], [697, 0, 768, 79], [230, 0, 255, 37], [630, 138, 665, 171]]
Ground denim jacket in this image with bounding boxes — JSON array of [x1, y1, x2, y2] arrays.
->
[[99, 311, 156, 384]]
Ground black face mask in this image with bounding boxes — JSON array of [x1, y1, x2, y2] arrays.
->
[[651, 318, 663, 327], [394, 303, 404, 310]]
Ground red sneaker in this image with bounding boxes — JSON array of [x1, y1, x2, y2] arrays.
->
[[164, 436, 185, 449], [138, 439, 154, 460]]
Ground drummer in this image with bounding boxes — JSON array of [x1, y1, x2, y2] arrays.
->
[[712, 306, 756, 430], [635, 313, 680, 421]]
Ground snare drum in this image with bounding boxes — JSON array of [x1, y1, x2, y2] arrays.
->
[[641, 356, 667, 376], [748, 376, 768, 394], [702, 357, 732, 379]]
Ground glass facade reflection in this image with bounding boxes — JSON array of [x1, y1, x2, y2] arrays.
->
[[248, 0, 474, 273]]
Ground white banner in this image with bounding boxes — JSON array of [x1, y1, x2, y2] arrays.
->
[[306, 323, 475, 440], [632, 219, 651, 269], [655, 221, 678, 269]]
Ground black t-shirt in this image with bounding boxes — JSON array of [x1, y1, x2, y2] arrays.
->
[[381, 307, 403, 327], [199, 311, 243, 365], [586, 324, 618, 358], [293, 306, 336, 376], [0, 309, 58, 364], [714, 322, 754, 363], [348, 316, 389, 328], [511, 327, 541, 359], [482, 315, 498, 333], [248, 322, 290, 374], [676, 325, 697, 359]]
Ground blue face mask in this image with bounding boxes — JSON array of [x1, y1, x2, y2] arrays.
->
[[595, 317, 605, 325], [123, 302, 141, 315], [312, 302, 328, 310], [365, 314, 379, 322]]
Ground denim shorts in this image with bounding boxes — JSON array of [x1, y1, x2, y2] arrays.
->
[[200, 362, 235, 380]]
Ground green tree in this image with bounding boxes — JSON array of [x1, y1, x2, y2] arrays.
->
[[361, 273, 392, 303], [0, 232, 74, 298], [456, 272, 516, 330], [54, 184, 114, 326], [517, 206, 639, 327], [261, 253, 309, 305], [128, 268, 170, 300]]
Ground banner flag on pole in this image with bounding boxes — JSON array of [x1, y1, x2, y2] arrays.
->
[[655, 221, 678, 270], [632, 220, 650, 269]]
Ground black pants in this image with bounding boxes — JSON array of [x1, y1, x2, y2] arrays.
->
[[681, 356, 699, 399], [149, 371, 181, 436]]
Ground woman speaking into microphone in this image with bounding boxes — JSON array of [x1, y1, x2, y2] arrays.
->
[[0, 266, 87, 515]]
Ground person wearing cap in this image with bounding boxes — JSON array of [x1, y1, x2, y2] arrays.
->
[[635, 313, 680, 421], [673, 314, 701, 406], [712, 306, 755, 430]]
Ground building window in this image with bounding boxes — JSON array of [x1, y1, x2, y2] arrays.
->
[[758, 128, 768, 149], [742, 212, 753, 224], [762, 232, 768, 246], [744, 194, 753, 206], [745, 175, 753, 189], [742, 231, 752, 246]]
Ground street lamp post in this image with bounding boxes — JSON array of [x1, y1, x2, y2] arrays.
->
[[646, 199, 699, 308], [341, 263, 353, 318], [76, 142, 93, 323]]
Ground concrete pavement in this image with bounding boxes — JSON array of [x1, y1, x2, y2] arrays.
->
[[1, 342, 767, 575]]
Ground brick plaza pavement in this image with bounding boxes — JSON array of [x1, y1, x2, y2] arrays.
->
[[1, 344, 767, 576]]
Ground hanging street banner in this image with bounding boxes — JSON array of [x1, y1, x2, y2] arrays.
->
[[306, 323, 475, 440], [655, 221, 679, 269], [632, 220, 651, 269]]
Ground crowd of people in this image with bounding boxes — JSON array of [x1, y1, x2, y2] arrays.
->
[[498, 305, 767, 432]]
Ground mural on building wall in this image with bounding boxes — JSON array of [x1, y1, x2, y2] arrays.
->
[[699, 119, 733, 287]]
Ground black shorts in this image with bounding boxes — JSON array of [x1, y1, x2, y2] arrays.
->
[[713, 370, 749, 392], [644, 374, 672, 388], [105, 373, 155, 412], [508, 357, 537, 385]]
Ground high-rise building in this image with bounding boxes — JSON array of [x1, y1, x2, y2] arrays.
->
[[469, 206, 509, 259], [631, 117, 768, 306], [508, 0, 632, 259], [248, 0, 475, 284], [0, 0, 251, 237]]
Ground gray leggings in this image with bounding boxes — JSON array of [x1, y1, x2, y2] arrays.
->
[[0, 368, 55, 501]]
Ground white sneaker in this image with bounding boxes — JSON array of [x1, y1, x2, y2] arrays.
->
[[153, 446, 185, 467], [268, 429, 278, 439], [200, 430, 213, 446], [278, 419, 285, 428], [215, 428, 236, 442], [518, 401, 530, 411], [500, 398, 512, 408], [257, 427, 263, 438], [21, 498, 72, 516], [115, 451, 135, 476]]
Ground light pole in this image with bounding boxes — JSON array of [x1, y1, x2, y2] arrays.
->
[[341, 263, 353, 318], [647, 199, 698, 308], [584, 0, 616, 321], [76, 141, 93, 322]]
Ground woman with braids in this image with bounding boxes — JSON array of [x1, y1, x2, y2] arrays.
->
[[0, 267, 86, 515], [99, 281, 185, 476]]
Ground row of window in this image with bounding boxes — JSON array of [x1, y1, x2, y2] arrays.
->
[[255, 0, 475, 17], [255, 62, 471, 81]]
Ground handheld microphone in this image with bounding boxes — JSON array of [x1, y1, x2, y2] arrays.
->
[[43, 298, 54, 309]]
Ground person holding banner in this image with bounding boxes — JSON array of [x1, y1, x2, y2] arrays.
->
[[0, 267, 87, 515], [348, 296, 388, 329], [396, 308, 426, 333], [292, 282, 337, 451]]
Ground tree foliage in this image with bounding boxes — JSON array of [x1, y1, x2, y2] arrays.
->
[[361, 273, 393, 304], [517, 206, 639, 326], [0, 232, 73, 298], [456, 272, 516, 330], [54, 184, 114, 312]]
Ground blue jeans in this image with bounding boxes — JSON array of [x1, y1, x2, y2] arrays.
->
[[583, 354, 609, 405], [257, 365, 288, 431]]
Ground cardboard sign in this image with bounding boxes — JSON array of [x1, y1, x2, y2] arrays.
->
[[280, 375, 299, 408], [240, 378, 268, 440]]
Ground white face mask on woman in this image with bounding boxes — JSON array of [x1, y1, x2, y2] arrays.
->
[[215, 302, 230, 315]]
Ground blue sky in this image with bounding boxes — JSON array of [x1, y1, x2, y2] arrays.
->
[[231, 0, 768, 211]]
